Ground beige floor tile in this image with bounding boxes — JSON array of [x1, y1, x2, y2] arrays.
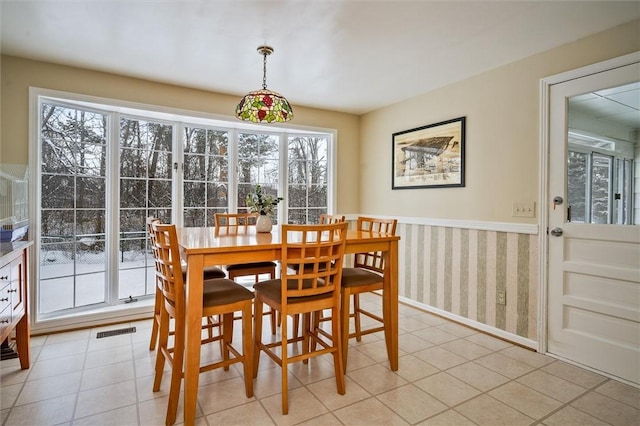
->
[[414, 346, 467, 370], [414, 372, 480, 407], [542, 361, 607, 388], [252, 364, 303, 399], [136, 371, 170, 402], [73, 404, 139, 426], [137, 393, 204, 426], [75, 379, 138, 419], [378, 383, 448, 424], [447, 361, 510, 391], [0, 367, 29, 387], [36, 339, 88, 361], [348, 364, 408, 395], [455, 394, 534, 426], [84, 345, 133, 369], [134, 354, 157, 378], [260, 386, 328, 426], [464, 333, 512, 351], [412, 327, 459, 345], [516, 370, 587, 403], [207, 400, 275, 426], [398, 333, 434, 353], [88, 333, 133, 352], [0, 383, 21, 409], [541, 406, 610, 426], [439, 339, 492, 360], [197, 376, 256, 415], [435, 322, 477, 338], [343, 347, 377, 372], [354, 339, 406, 365], [571, 390, 640, 426], [42, 328, 90, 345], [499, 345, 554, 368], [16, 371, 81, 406], [80, 360, 135, 390], [395, 354, 439, 382], [289, 355, 336, 385], [489, 381, 563, 419], [296, 412, 341, 425], [333, 397, 409, 426], [595, 379, 640, 409], [417, 409, 477, 426], [0, 408, 8, 424], [306, 376, 370, 410], [474, 352, 536, 379], [399, 316, 432, 333], [25, 353, 85, 381], [5, 393, 76, 426]]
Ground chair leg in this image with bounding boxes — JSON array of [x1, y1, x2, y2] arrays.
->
[[302, 313, 311, 365], [253, 299, 264, 378], [149, 289, 162, 350], [269, 308, 277, 335], [340, 288, 351, 372], [166, 314, 184, 426], [153, 305, 170, 392], [331, 305, 346, 395], [281, 321, 289, 415], [222, 312, 234, 371], [353, 294, 362, 342], [241, 303, 254, 398]]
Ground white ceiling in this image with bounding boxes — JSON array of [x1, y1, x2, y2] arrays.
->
[[1, 1, 639, 115]]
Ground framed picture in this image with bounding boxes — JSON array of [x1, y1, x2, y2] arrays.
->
[[392, 116, 465, 189]]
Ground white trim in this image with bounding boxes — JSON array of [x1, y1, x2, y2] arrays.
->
[[32, 299, 154, 335], [538, 51, 640, 356], [400, 296, 538, 350], [343, 214, 538, 234]]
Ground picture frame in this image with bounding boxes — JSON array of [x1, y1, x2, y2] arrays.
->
[[392, 116, 465, 189]]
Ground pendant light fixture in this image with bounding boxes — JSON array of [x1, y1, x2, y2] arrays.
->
[[235, 45, 294, 123]]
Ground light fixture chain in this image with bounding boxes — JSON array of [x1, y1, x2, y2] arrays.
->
[[262, 51, 268, 90]]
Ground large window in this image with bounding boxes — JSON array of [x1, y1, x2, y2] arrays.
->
[[34, 92, 335, 323]]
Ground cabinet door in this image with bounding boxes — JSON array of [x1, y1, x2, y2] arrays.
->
[[0, 264, 11, 332], [10, 257, 24, 317]]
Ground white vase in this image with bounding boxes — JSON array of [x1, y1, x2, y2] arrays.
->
[[256, 214, 273, 233]]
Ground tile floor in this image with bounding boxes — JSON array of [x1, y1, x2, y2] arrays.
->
[[1, 293, 639, 426]]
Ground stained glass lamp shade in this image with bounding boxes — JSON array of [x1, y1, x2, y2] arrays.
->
[[235, 46, 294, 123]]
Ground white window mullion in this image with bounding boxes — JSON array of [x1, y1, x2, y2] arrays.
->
[[173, 122, 185, 226], [106, 112, 121, 305], [228, 129, 238, 212], [279, 132, 288, 222]]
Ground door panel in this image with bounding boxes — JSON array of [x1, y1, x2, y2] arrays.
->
[[548, 61, 640, 385]]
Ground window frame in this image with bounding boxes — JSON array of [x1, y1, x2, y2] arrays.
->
[[29, 87, 337, 332]]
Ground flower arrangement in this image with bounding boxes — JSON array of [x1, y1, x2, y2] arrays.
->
[[245, 184, 283, 216]]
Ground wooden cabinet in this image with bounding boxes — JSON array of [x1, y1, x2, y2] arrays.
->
[[0, 241, 31, 369]]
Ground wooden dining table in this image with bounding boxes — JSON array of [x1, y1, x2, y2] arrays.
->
[[176, 225, 400, 424]]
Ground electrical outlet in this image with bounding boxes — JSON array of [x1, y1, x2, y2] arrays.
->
[[497, 290, 506, 305], [513, 202, 535, 218]]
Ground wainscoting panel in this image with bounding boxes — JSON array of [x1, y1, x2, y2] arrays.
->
[[397, 223, 539, 341]]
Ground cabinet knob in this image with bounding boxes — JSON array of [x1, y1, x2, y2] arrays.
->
[[0, 297, 8, 302], [0, 319, 9, 324], [7, 289, 16, 293], [0, 276, 7, 280]]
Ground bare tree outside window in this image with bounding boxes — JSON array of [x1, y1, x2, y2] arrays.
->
[[287, 136, 328, 224]]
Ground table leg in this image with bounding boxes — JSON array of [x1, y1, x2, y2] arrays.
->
[[383, 240, 399, 371], [184, 254, 204, 424]]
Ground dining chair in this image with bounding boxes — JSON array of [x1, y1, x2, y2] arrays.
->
[[340, 216, 397, 371], [253, 221, 348, 415], [150, 221, 254, 425], [147, 217, 226, 351], [214, 212, 278, 334]]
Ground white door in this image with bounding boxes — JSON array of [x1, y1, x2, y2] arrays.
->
[[548, 58, 640, 385]]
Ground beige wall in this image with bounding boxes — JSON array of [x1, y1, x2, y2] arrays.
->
[[360, 20, 640, 224], [0, 56, 361, 213]]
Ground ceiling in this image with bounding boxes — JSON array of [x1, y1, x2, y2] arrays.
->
[[1, 1, 639, 115]]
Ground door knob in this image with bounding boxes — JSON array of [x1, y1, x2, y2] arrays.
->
[[550, 227, 563, 237]]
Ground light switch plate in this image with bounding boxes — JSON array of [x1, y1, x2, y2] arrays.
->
[[513, 202, 535, 218]]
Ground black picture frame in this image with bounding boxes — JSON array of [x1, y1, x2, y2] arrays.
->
[[392, 116, 466, 189]]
